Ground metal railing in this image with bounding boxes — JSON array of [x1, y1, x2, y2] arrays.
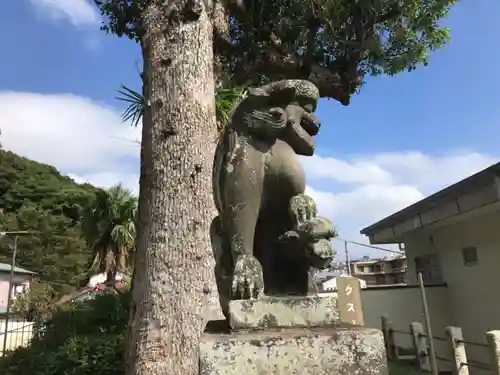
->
[[0, 317, 36, 356], [382, 317, 500, 375]]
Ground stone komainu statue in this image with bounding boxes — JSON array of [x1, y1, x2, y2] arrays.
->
[[211, 80, 337, 317]]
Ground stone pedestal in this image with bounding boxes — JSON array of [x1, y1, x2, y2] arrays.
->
[[199, 295, 389, 375], [228, 295, 340, 330]]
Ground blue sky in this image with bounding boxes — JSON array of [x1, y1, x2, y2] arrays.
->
[[1, 0, 499, 259]]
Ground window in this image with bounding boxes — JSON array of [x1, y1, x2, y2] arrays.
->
[[10, 283, 26, 299], [392, 274, 406, 284], [414, 254, 443, 284], [462, 247, 478, 266]]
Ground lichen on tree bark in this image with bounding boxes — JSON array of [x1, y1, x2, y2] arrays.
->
[[125, 1, 220, 374]]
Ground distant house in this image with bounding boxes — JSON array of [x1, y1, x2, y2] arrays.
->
[[349, 255, 407, 286], [87, 271, 128, 287], [321, 275, 367, 292], [313, 269, 367, 292], [0, 263, 36, 312], [56, 272, 130, 306]]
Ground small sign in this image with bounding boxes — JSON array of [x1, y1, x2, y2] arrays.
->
[[336, 276, 364, 326]]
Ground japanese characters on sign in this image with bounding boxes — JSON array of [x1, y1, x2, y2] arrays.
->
[[337, 276, 364, 326]]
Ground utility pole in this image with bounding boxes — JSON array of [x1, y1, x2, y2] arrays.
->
[[2, 236, 17, 353], [345, 240, 351, 275]]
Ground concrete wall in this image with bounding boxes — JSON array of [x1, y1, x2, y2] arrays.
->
[[361, 284, 451, 366], [404, 210, 500, 374], [0, 272, 32, 309]]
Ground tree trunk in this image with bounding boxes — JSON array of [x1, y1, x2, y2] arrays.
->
[[125, 1, 220, 375]]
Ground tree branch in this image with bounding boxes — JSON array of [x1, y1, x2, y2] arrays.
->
[[232, 47, 358, 104]]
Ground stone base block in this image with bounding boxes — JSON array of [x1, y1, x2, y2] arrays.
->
[[229, 295, 339, 330], [200, 324, 388, 375]]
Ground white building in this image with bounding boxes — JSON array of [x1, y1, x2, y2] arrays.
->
[[87, 271, 128, 287], [321, 275, 367, 292]]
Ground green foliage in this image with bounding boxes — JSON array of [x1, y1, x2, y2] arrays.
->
[[94, 0, 457, 101], [116, 84, 144, 127], [116, 83, 248, 131], [41, 293, 130, 349], [0, 293, 129, 375], [0, 150, 99, 295], [215, 84, 248, 127], [0, 334, 125, 375], [0, 152, 135, 374], [82, 184, 137, 281], [12, 281, 58, 319]]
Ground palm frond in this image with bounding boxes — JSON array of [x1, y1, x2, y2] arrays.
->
[[82, 184, 138, 276], [116, 82, 248, 131], [215, 85, 248, 128], [116, 85, 144, 127]]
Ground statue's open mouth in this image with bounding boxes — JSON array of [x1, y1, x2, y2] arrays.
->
[[300, 112, 321, 136], [284, 106, 321, 156]]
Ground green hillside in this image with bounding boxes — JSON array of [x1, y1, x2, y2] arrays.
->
[[0, 150, 100, 294]]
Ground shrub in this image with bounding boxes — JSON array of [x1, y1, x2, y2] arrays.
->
[[40, 290, 130, 349], [0, 334, 125, 375], [0, 292, 130, 375]]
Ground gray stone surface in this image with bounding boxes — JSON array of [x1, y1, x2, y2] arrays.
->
[[229, 295, 340, 330], [200, 325, 389, 375], [210, 80, 338, 317]]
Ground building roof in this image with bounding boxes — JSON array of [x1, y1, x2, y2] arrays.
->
[[360, 162, 500, 238], [0, 263, 36, 275]]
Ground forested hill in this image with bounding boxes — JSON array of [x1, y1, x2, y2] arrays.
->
[[0, 150, 99, 293]]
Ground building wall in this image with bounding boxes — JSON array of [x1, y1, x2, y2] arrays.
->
[[87, 271, 126, 287], [404, 210, 500, 372], [0, 273, 32, 309]]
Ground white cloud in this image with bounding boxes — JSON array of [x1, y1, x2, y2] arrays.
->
[[1, 90, 497, 260], [301, 155, 394, 185], [306, 184, 423, 258], [29, 0, 100, 27], [306, 184, 423, 225], [68, 172, 139, 195], [304, 152, 496, 192], [305, 151, 498, 258], [369, 151, 496, 192], [0, 91, 140, 192]]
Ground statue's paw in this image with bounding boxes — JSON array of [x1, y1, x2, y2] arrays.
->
[[231, 255, 264, 300], [289, 194, 317, 225], [297, 217, 337, 242]]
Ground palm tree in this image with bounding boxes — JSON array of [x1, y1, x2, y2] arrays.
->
[[82, 184, 138, 285], [116, 83, 247, 131]]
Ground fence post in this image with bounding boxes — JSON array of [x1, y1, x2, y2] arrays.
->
[[445, 326, 469, 375], [381, 315, 397, 360], [486, 330, 500, 375], [410, 322, 431, 371]]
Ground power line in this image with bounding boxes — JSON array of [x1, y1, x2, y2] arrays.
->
[[333, 237, 404, 254], [108, 136, 140, 145]]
